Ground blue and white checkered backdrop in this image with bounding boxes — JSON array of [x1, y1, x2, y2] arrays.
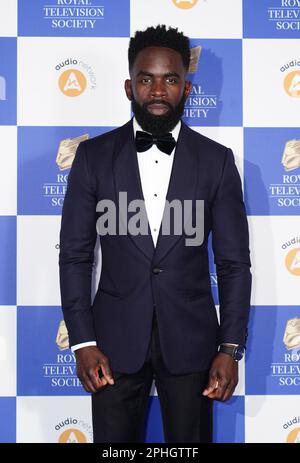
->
[[0, 0, 300, 443]]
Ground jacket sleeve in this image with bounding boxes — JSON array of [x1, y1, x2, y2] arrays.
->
[[211, 148, 252, 346], [59, 141, 98, 347]]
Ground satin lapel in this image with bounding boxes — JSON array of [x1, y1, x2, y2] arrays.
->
[[113, 119, 155, 261], [153, 122, 198, 265]]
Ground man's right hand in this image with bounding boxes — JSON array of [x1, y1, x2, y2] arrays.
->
[[74, 346, 115, 393]]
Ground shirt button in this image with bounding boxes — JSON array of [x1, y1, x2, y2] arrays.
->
[[154, 193, 157, 197]]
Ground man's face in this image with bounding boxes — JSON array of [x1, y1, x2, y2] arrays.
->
[[125, 46, 192, 134]]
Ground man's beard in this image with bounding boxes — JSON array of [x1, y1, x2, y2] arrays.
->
[[131, 91, 186, 135]]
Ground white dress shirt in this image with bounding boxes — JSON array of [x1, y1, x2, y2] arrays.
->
[[133, 117, 180, 246], [71, 118, 181, 352]]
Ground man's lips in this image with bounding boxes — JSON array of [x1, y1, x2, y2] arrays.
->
[[146, 102, 171, 115]]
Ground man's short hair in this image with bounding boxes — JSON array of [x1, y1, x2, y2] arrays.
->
[[128, 24, 191, 71]]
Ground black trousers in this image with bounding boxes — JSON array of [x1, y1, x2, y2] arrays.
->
[[92, 311, 213, 443]]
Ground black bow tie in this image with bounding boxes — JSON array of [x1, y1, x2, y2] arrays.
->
[[135, 130, 176, 155]]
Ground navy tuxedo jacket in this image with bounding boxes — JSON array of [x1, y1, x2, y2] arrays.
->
[[59, 118, 251, 374]]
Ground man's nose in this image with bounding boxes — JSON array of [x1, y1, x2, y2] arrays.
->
[[150, 79, 166, 97]]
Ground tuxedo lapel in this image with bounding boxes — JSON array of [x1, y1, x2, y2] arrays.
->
[[153, 122, 198, 265], [113, 119, 155, 261], [113, 119, 198, 264]]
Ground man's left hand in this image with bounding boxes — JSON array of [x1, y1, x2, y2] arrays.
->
[[202, 353, 238, 401]]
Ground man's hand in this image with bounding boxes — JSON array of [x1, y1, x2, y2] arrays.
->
[[74, 346, 115, 393], [202, 353, 238, 401]]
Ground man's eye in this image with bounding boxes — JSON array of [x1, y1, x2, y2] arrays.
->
[[141, 78, 151, 84], [166, 78, 177, 84]]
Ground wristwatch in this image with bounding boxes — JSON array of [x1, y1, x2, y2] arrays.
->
[[218, 344, 245, 361]]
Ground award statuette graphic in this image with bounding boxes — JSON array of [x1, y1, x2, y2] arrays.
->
[[188, 46, 202, 74], [283, 317, 300, 351], [56, 134, 89, 171], [281, 139, 300, 172], [56, 320, 70, 351]]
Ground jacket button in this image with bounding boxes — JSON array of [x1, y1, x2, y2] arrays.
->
[[152, 267, 163, 274]]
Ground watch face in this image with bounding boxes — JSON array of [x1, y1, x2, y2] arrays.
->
[[234, 346, 244, 361]]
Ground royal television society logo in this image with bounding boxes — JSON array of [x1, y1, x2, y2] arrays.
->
[[56, 58, 96, 97], [41, 317, 83, 389], [55, 417, 93, 443], [172, 0, 198, 9], [41, 133, 88, 209], [43, 0, 104, 30], [280, 59, 300, 98], [43, 171, 68, 208], [0, 75, 6, 101], [268, 139, 300, 209], [271, 317, 300, 388], [43, 349, 81, 388], [184, 46, 218, 120], [268, 0, 300, 32]]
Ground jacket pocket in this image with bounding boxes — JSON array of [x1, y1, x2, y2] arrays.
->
[[98, 286, 122, 298], [182, 290, 208, 301]]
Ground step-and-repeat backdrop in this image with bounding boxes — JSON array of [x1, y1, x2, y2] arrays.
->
[[0, 0, 299, 443]]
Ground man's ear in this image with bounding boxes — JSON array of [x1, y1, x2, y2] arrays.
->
[[124, 79, 133, 101]]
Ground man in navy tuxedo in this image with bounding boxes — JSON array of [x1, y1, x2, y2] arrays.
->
[[59, 25, 251, 443]]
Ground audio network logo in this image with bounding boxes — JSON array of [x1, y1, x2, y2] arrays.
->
[[282, 236, 300, 276], [285, 247, 300, 275], [280, 59, 300, 98], [56, 57, 96, 97], [283, 417, 300, 443], [0, 75, 6, 100], [172, 0, 198, 9], [55, 417, 93, 443], [284, 71, 300, 97], [287, 427, 300, 443]]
